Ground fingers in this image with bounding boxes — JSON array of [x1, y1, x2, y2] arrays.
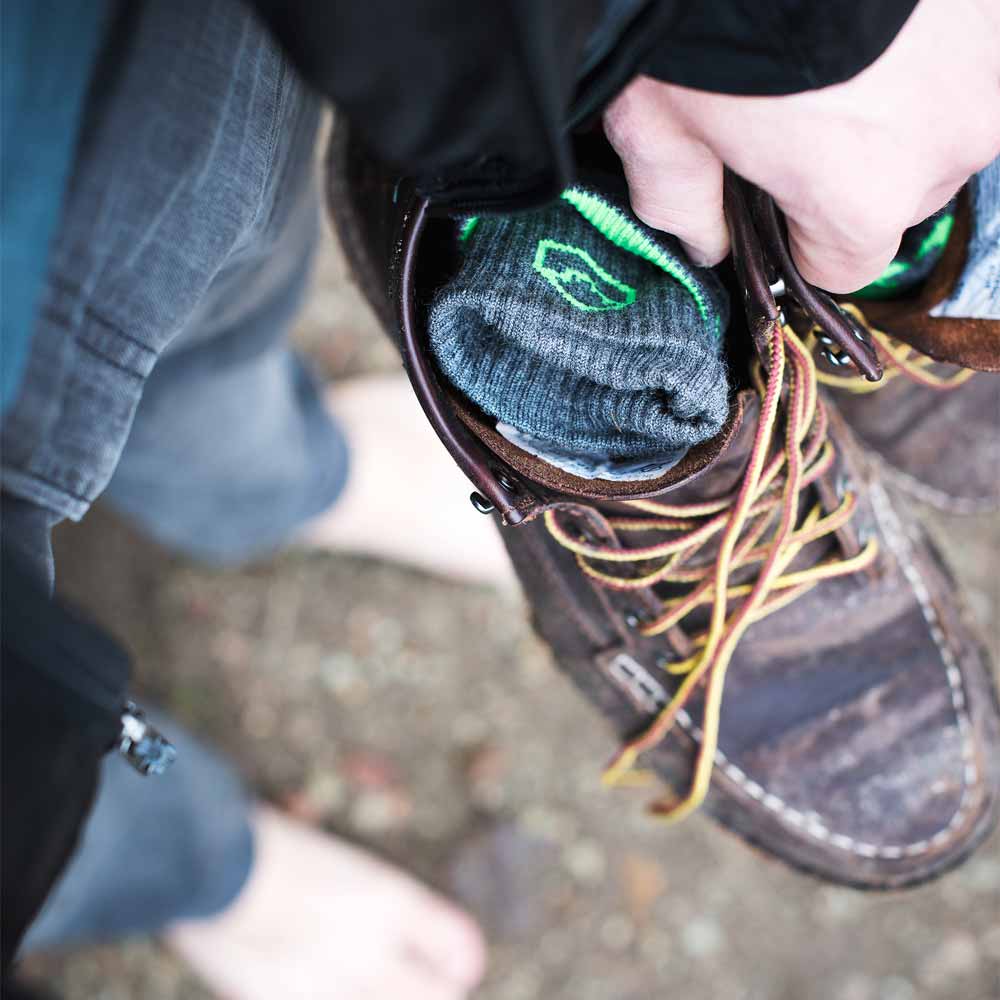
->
[[784, 216, 903, 295], [604, 76, 730, 267]]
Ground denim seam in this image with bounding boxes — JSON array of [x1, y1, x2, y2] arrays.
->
[[46, 276, 159, 355], [59, 327, 145, 380], [1, 469, 90, 520], [234, 44, 290, 253]]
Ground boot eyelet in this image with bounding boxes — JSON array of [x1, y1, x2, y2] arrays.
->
[[822, 347, 853, 369], [623, 608, 646, 630], [654, 654, 673, 672], [496, 470, 518, 493], [835, 473, 850, 500], [470, 492, 495, 514]]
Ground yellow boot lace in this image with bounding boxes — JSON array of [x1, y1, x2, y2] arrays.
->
[[813, 303, 974, 394], [543, 318, 879, 822]]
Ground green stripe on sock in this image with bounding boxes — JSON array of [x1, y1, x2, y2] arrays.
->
[[855, 210, 955, 299], [458, 216, 480, 242], [914, 211, 954, 261], [559, 187, 719, 338]]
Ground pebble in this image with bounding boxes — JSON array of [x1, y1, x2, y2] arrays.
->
[[498, 966, 543, 1000], [304, 770, 346, 813], [349, 789, 410, 834], [917, 931, 981, 990], [681, 916, 725, 958], [980, 924, 1000, 960], [619, 852, 667, 924], [834, 974, 875, 1000], [562, 839, 607, 885], [877, 976, 915, 1000], [521, 804, 574, 843], [600, 913, 636, 952], [451, 711, 490, 745], [540, 927, 575, 964], [815, 887, 863, 924]]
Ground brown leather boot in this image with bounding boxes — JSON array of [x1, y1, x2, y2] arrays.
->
[[325, 129, 1000, 889], [805, 194, 1000, 514]]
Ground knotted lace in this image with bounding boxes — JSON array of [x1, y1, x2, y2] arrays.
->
[[813, 303, 974, 394], [544, 319, 879, 822]]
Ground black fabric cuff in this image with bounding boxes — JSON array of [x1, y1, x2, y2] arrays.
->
[[641, 0, 920, 96]]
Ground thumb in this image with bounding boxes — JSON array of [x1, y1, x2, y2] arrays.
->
[[604, 76, 729, 267]]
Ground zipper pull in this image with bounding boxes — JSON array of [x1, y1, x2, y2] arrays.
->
[[118, 701, 177, 776]]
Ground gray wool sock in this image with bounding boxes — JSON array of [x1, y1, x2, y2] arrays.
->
[[428, 185, 730, 480]]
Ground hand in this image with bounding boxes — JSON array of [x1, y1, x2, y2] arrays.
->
[[603, 0, 1000, 293]]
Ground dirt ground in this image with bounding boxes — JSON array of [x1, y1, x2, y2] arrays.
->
[[19, 198, 1000, 1000]]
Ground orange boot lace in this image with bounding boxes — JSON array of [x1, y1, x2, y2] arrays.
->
[[544, 317, 879, 822]]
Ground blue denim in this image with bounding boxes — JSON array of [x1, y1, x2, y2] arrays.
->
[[1, 0, 345, 566], [3, 0, 342, 949], [933, 153, 1000, 319], [21, 712, 255, 952]]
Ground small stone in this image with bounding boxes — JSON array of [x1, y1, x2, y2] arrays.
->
[[498, 966, 542, 1000], [562, 839, 607, 885], [835, 974, 875, 1000], [918, 932, 981, 990], [461, 743, 507, 788], [349, 789, 411, 834], [341, 749, 399, 791], [639, 929, 673, 964], [877, 975, 916, 1000], [211, 629, 250, 666], [320, 652, 361, 693], [620, 852, 667, 924], [980, 924, 1000, 960], [540, 927, 574, 964], [600, 913, 636, 952], [964, 856, 1000, 893], [305, 770, 346, 812], [242, 701, 276, 739], [451, 711, 490, 745], [816, 887, 862, 924], [447, 822, 560, 938], [681, 916, 724, 958], [521, 804, 573, 842]]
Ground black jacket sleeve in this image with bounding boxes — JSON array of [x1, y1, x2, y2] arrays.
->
[[250, 0, 918, 207], [638, 0, 919, 95], [1, 553, 131, 973]]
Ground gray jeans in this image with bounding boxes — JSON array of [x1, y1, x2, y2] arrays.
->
[[2, 0, 344, 575], [6, 0, 340, 950]]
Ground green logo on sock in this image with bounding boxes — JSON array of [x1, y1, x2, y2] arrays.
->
[[533, 239, 636, 312]]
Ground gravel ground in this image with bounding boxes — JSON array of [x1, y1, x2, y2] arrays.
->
[[18, 203, 1000, 1000]]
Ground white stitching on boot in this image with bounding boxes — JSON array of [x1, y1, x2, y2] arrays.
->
[[659, 482, 981, 860]]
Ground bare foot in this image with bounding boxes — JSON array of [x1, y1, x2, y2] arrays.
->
[[300, 373, 518, 590], [166, 806, 486, 1000]]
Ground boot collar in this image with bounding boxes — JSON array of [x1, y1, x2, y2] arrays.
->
[[385, 172, 890, 524]]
